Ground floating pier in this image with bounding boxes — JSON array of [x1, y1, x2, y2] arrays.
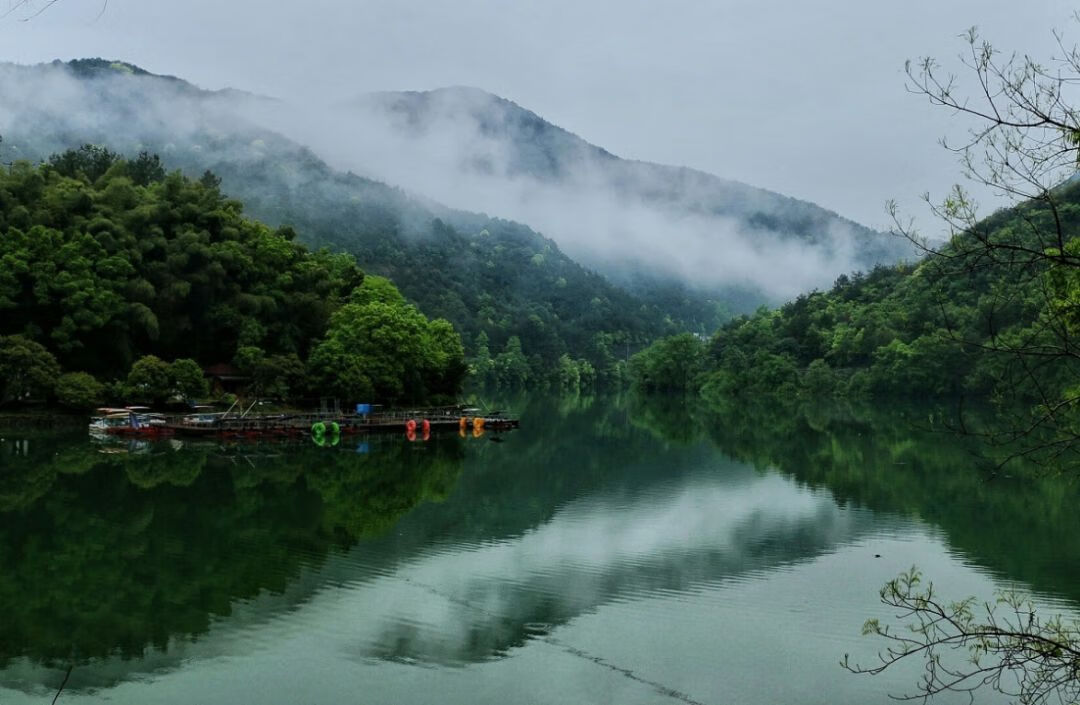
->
[[160, 407, 518, 439]]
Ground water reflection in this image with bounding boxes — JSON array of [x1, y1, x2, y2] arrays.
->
[[351, 469, 866, 666], [0, 432, 463, 674], [689, 397, 1080, 603], [1, 394, 1078, 704]]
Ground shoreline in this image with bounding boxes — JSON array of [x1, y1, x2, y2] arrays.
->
[[0, 412, 88, 429]]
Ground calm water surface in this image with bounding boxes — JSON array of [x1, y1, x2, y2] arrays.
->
[[1, 396, 1077, 704]]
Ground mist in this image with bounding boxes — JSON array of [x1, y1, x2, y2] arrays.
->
[[256, 87, 912, 302], [0, 61, 912, 304]]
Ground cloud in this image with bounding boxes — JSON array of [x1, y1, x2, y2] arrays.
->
[[251, 87, 909, 301], [0, 62, 909, 302]]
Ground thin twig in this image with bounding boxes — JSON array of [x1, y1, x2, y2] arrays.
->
[[51, 663, 72, 705]]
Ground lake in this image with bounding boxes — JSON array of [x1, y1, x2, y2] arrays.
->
[[1, 395, 1077, 704]]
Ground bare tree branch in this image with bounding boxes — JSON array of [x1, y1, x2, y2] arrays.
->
[[844, 568, 1080, 705]]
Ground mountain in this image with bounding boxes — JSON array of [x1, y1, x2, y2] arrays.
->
[[307, 86, 912, 303], [0, 59, 910, 384], [654, 178, 1080, 410], [0, 59, 692, 384]]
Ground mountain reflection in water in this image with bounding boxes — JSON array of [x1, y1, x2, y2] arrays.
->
[[0, 394, 1078, 705]]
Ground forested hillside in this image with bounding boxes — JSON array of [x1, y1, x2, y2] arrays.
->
[[0, 150, 466, 406], [0, 59, 691, 386], [336, 87, 910, 304], [630, 180, 1080, 407]]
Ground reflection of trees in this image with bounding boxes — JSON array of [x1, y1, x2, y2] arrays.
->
[[690, 397, 1080, 603], [626, 392, 702, 445], [0, 434, 464, 668], [12, 393, 1077, 680], [362, 492, 857, 667], [0, 433, 99, 511], [348, 396, 868, 666], [307, 438, 463, 541], [404, 393, 680, 541], [380, 396, 1080, 669]]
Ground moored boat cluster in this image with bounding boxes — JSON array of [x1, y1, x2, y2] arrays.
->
[[88, 404, 519, 440]]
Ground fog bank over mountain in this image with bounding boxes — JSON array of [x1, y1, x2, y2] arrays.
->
[[257, 86, 913, 301], [0, 60, 910, 306], [0, 59, 726, 364]]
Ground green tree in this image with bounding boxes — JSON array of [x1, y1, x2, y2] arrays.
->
[[556, 353, 581, 391], [801, 359, 836, 398], [311, 301, 426, 402], [308, 277, 465, 404], [628, 333, 705, 393], [307, 338, 375, 401], [844, 23, 1080, 704], [471, 330, 495, 385], [422, 318, 468, 400], [127, 151, 165, 187], [47, 144, 119, 182], [493, 336, 530, 389], [169, 358, 209, 402], [0, 335, 60, 404], [0, 153, 372, 392], [54, 371, 106, 409], [248, 352, 307, 400], [126, 355, 172, 404]]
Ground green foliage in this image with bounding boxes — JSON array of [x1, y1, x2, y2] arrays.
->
[[0, 153, 467, 405], [198, 156, 701, 387], [169, 358, 209, 402], [54, 371, 105, 409], [234, 346, 306, 400], [5, 62, 729, 389], [628, 333, 706, 393], [681, 183, 1080, 407], [492, 336, 530, 389], [126, 355, 172, 404], [847, 567, 1080, 705], [47, 143, 119, 182], [349, 274, 406, 306], [801, 359, 836, 398], [0, 335, 60, 404], [0, 153, 365, 385], [309, 276, 466, 404], [556, 354, 581, 390]]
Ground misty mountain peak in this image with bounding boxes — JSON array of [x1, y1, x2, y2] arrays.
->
[[46, 58, 276, 105], [58, 58, 193, 86], [347, 86, 615, 180], [64, 57, 153, 77]]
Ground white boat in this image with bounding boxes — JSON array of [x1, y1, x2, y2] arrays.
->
[[89, 408, 132, 437], [88, 407, 173, 437]]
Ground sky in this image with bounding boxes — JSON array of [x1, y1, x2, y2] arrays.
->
[[0, 0, 1076, 230]]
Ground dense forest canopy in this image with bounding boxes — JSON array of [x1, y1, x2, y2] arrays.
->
[[0, 148, 466, 406], [630, 179, 1080, 408]]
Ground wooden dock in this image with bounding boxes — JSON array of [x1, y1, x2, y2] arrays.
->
[[159, 409, 518, 439]]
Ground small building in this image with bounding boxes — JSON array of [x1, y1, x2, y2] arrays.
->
[[203, 363, 250, 395]]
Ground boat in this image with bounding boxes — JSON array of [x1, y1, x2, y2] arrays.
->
[[89, 408, 132, 438], [88, 408, 174, 437], [124, 406, 167, 427]]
